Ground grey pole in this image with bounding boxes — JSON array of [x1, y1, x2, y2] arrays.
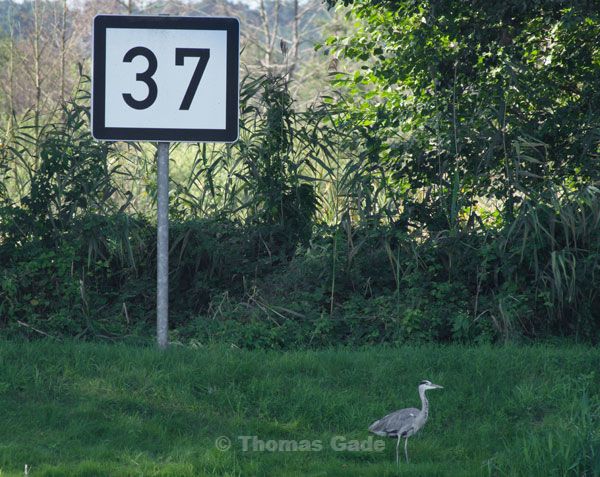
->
[[156, 141, 169, 349]]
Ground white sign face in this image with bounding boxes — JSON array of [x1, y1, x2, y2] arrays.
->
[[92, 15, 239, 142]]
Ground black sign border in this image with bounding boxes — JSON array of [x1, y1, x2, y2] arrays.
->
[[92, 15, 239, 142]]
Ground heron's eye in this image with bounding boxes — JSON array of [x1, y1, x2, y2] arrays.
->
[[419, 380, 428, 385]]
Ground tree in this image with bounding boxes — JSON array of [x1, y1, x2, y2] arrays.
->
[[324, 0, 600, 230], [236, 0, 335, 103]]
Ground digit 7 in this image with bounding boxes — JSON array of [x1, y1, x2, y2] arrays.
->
[[176, 48, 210, 111]]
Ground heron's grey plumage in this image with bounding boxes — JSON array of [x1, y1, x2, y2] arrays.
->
[[368, 380, 443, 465]]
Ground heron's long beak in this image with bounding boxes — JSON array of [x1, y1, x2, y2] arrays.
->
[[433, 383, 443, 389]]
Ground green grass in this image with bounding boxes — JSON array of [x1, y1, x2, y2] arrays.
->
[[0, 341, 598, 476]]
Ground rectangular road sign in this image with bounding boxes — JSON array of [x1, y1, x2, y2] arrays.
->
[[92, 15, 239, 142]]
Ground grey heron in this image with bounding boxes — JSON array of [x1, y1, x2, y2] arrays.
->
[[368, 380, 443, 464]]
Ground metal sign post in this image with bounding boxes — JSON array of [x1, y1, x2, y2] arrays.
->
[[92, 14, 239, 349], [156, 142, 169, 349]]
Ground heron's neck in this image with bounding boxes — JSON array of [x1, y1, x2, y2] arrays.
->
[[419, 387, 429, 417]]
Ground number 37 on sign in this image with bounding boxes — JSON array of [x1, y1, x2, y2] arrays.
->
[[92, 15, 239, 143]]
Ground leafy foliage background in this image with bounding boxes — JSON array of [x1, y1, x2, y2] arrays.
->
[[0, 0, 599, 346]]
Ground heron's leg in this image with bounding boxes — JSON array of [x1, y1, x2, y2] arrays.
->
[[404, 436, 409, 463], [396, 434, 401, 466]]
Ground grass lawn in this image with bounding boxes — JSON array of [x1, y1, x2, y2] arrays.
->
[[0, 340, 598, 476]]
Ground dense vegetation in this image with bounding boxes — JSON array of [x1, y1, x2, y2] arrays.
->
[[1, 0, 599, 346], [0, 341, 598, 476]]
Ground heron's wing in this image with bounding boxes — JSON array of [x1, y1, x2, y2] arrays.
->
[[368, 407, 420, 437]]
